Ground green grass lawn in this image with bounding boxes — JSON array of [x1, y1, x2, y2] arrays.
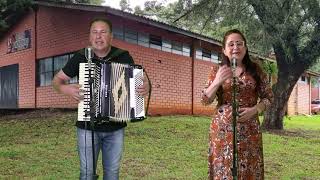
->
[[0, 110, 319, 179]]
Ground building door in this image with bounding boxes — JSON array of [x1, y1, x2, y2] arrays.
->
[[0, 64, 18, 109]]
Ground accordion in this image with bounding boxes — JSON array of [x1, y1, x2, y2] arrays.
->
[[78, 62, 145, 122]]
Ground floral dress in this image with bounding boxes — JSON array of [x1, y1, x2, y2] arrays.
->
[[201, 65, 273, 180]]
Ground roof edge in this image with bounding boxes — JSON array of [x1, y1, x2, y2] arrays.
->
[[33, 0, 222, 46]]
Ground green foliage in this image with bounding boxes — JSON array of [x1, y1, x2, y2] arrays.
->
[[0, 110, 319, 178], [87, 0, 104, 5], [0, 0, 104, 37], [135, 0, 274, 56], [133, 5, 144, 15], [262, 60, 278, 75], [49, 0, 105, 5], [119, 0, 132, 12], [0, 0, 32, 35]]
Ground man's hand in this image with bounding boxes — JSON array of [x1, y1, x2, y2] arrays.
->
[[60, 84, 83, 101], [136, 75, 150, 97]]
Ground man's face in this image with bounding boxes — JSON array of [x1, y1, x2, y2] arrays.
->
[[89, 21, 112, 53]]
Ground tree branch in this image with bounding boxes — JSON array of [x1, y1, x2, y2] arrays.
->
[[173, 0, 211, 23]]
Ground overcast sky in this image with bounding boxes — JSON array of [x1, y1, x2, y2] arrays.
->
[[103, 0, 178, 9]]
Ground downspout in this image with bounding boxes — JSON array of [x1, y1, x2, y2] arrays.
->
[[191, 40, 195, 115], [33, 5, 38, 108]]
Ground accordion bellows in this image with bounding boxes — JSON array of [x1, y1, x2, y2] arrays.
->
[[78, 62, 145, 122]]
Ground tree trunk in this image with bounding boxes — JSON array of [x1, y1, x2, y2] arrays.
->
[[262, 72, 299, 130]]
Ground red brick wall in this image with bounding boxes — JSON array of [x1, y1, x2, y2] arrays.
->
[[287, 84, 297, 115], [296, 81, 311, 115], [0, 10, 36, 108], [35, 6, 91, 108], [193, 59, 217, 116], [113, 40, 193, 115], [36, 86, 77, 108], [287, 80, 311, 115], [36, 7, 91, 59]]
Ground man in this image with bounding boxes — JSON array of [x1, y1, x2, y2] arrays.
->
[[52, 17, 150, 180]]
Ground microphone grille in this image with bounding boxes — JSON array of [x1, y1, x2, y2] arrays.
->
[[231, 57, 237, 69], [85, 47, 93, 60]]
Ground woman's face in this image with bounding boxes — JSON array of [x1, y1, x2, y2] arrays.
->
[[223, 33, 247, 64]]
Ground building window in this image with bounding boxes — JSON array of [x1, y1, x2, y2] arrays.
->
[[300, 75, 308, 84], [211, 52, 219, 63], [37, 53, 76, 86], [138, 32, 149, 47], [38, 57, 53, 86], [172, 41, 183, 55], [124, 29, 138, 44], [53, 55, 69, 75], [162, 39, 172, 52], [182, 44, 191, 57], [196, 49, 202, 59], [196, 48, 220, 63], [113, 26, 192, 57], [149, 34, 162, 50], [113, 27, 124, 40], [202, 48, 211, 61]]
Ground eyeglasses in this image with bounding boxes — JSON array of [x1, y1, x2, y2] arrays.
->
[[226, 41, 245, 48]]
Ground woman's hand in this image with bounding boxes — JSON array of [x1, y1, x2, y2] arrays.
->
[[238, 106, 258, 122], [214, 65, 232, 86], [203, 65, 232, 100]]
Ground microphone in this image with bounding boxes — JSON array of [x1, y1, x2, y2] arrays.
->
[[231, 57, 237, 71], [85, 47, 93, 62], [85, 47, 94, 71]]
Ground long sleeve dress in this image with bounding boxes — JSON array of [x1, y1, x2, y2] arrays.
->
[[201, 65, 273, 180]]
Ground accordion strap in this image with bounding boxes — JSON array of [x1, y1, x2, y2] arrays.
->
[[144, 68, 152, 118]]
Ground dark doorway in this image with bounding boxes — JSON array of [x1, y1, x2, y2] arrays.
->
[[0, 64, 19, 109]]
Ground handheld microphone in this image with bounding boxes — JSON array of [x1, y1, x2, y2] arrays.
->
[[85, 47, 93, 62], [231, 57, 237, 71], [85, 47, 94, 71]]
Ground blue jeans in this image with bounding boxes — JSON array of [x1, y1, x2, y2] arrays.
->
[[77, 127, 125, 180]]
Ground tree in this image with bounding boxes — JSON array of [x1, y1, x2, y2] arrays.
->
[[248, 0, 320, 129], [133, 5, 144, 16], [119, 0, 132, 12], [0, 0, 104, 37], [0, 0, 32, 36], [169, 0, 320, 129]]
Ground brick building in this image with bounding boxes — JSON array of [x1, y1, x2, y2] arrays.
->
[[287, 71, 320, 115], [0, 0, 221, 115], [0, 1, 318, 116], [311, 78, 320, 100]]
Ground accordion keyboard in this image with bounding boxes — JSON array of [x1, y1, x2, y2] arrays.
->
[[77, 63, 96, 121]]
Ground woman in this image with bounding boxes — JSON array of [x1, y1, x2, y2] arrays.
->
[[201, 29, 273, 179]]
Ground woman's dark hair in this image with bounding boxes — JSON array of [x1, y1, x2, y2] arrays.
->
[[216, 29, 263, 105], [89, 17, 113, 33]]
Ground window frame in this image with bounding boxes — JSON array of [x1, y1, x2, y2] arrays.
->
[[37, 52, 76, 87]]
